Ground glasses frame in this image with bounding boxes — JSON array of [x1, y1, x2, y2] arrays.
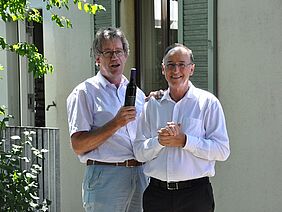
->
[[164, 62, 193, 71], [99, 49, 125, 58]]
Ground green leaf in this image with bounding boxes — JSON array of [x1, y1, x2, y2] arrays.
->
[[0, 37, 6, 49], [30, 201, 39, 208], [91, 5, 98, 14], [12, 171, 19, 182], [41, 149, 49, 153], [11, 15, 18, 21], [46, 4, 51, 10], [12, 44, 20, 51], [30, 192, 40, 200], [98, 5, 106, 11], [55, 0, 62, 8], [78, 1, 82, 10], [20, 156, 30, 163], [84, 3, 90, 13], [26, 173, 37, 179], [11, 135, 21, 140], [66, 19, 72, 28]]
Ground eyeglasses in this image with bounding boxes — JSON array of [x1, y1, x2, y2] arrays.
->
[[99, 49, 125, 58], [165, 63, 193, 70]]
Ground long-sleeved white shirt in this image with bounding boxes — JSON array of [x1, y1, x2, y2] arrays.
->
[[133, 82, 230, 182], [67, 71, 145, 163]]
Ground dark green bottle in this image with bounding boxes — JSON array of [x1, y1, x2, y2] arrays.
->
[[124, 68, 137, 106]]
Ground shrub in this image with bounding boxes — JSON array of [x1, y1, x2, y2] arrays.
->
[[0, 118, 50, 211]]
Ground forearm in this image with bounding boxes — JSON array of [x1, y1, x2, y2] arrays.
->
[[133, 136, 165, 162], [184, 134, 230, 161], [71, 119, 121, 155]]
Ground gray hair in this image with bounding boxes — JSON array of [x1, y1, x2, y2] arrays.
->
[[162, 43, 194, 63], [92, 27, 129, 57]]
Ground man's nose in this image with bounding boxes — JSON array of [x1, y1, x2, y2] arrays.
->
[[173, 65, 181, 71], [111, 52, 118, 58]]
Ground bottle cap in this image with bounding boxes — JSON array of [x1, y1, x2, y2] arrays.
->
[[130, 68, 137, 79]]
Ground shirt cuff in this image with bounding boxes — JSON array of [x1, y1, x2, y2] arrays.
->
[[151, 136, 165, 150], [183, 134, 200, 152]]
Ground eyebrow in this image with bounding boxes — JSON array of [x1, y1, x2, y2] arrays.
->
[[102, 47, 123, 51], [166, 60, 188, 63]]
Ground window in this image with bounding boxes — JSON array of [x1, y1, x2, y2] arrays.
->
[[137, 0, 178, 94], [179, 0, 217, 93], [137, 0, 216, 94]]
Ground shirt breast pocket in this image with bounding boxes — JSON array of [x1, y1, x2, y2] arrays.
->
[[182, 117, 204, 137]]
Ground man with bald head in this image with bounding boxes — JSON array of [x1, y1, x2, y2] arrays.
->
[[133, 43, 230, 212]]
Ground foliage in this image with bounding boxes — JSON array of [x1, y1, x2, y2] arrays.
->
[[0, 0, 106, 27], [0, 130, 50, 211], [0, 0, 106, 210], [0, 0, 105, 78], [0, 37, 54, 78], [0, 106, 13, 137], [0, 63, 3, 79]]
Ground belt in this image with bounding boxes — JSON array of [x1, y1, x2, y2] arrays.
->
[[86, 159, 144, 167], [150, 177, 209, 190]]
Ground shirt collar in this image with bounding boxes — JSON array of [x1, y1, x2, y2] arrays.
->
[[96, 71, 128, 89], [160, 81, 196, 102]]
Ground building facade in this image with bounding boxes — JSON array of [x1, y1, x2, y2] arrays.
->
[[0, 0, 281, 211]]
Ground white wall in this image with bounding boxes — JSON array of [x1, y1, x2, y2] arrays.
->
[[45, 9, 92, 212], [215, 0, 282, 211], [0, 21, 18, 125], [120, 0, 136, 78], [29, 1, 93, 211], [0, 20, 8, 109]]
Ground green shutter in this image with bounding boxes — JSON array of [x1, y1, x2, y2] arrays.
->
[[182, 0, 208, 91], [93, 0, 113, 32]]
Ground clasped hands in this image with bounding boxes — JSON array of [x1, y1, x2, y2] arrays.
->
[[158, 122, 186, 147]]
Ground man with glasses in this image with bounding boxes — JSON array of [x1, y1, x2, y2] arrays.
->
[[133, 43, 230, 212], [67, 27, 148, 212]]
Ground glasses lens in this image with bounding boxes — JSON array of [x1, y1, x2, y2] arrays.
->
[[166, 63, 191, 70], [166, 64, 175, 70], [103, 51, 112, 57], [101, 50, 124, 58], [178, 63, 186, 69], [115, 50, 124, 57]]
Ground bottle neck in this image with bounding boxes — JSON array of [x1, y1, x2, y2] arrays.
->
[[129, 69, 137, 84]]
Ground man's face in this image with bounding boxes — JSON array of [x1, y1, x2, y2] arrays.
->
[[162, 47, 195, 89], [96, 38, 128, 84]]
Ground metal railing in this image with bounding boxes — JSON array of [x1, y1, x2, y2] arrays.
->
[[1, 126, 60, 211]]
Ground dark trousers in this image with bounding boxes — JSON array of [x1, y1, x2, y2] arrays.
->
[[143, 178, 215, 212]]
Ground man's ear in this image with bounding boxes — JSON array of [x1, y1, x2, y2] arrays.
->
[[190, 64, 195, 76], [96, 56, 100, 64], [161, 64, 166, 75]]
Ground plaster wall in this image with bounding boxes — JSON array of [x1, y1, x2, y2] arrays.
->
[[30, 1, 93, 210], [215, 0, 282, 211], [0, 20, 8, 108]]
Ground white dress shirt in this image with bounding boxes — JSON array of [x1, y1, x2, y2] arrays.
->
[[67, 71, 145, 163], [133, 82, 230, 182]]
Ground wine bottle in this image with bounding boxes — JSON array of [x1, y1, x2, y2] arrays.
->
[[124, 68, 137, 106]]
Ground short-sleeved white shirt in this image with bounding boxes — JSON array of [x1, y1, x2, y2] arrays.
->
[[67, 71, 145, 163]]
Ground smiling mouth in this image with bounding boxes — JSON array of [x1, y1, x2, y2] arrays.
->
[[171, 76, 182, 79]]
